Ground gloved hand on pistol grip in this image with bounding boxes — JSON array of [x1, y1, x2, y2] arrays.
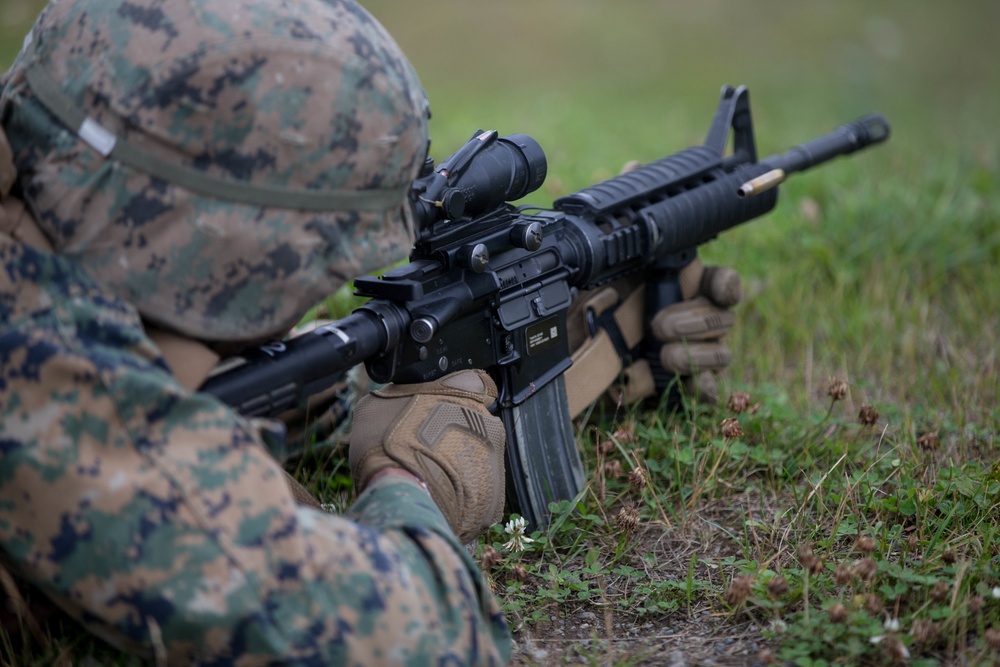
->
[[348, 369, 507, 544], [650, 257, 741, 404]]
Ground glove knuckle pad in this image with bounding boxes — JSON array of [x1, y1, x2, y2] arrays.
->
[[660, 342, 732, 374], [653, 299, 735, 342], [416, 402, 496, 450]]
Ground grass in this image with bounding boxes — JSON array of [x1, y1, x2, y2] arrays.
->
[[2, 1, 999, 665], [482, 386, 1000, 664]]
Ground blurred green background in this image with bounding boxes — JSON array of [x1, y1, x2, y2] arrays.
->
[[358, 1, 999, 175], [2, 1, 997, 415], [4, 1, 997, 178]]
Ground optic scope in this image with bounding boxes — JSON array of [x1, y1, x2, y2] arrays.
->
[[410, 130, 547, 229]]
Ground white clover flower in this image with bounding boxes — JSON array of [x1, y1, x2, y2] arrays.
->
[[883, 617, 900, 632], [870, 635, 884, 645], [992, 586, 1000, 599], [502, 516, 534, 553]]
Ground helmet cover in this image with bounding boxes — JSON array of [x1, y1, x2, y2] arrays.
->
[[0, 0, 428, 341]]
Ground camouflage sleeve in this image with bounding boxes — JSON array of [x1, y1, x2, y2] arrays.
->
[[346, 477, 512, 660], [0, 241, 512, 665]]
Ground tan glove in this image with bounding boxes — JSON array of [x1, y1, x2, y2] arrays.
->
[[563, 258, 740, 415], [349, 369, 506, 544], [650, 257, 741, 404]]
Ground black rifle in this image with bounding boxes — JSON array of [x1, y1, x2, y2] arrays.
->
[[202, 85, 890, 529]]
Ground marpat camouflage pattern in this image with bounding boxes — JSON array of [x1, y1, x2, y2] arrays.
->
[[0, 0, 513, 663], [1, 0, 428, 342], [0, 239, 511, 664]]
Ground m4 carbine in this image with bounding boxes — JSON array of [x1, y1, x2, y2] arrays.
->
[[202, 85, 890, 530]]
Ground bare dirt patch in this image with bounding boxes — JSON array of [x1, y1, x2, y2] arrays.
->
[[504, 491, 792, 666]]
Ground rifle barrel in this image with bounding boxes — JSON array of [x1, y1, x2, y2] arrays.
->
[[767, 114, 890, 176], [737, 114, 889, 198]]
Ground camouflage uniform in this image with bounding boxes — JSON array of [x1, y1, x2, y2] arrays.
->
[[0, 0, 512, 663]]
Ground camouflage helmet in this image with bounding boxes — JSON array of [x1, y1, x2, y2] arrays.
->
[[0, 0, 428, 342]]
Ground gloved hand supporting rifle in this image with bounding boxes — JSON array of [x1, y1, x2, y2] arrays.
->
[[564, 257, 740, 416], [349, 369, 506, 544]]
